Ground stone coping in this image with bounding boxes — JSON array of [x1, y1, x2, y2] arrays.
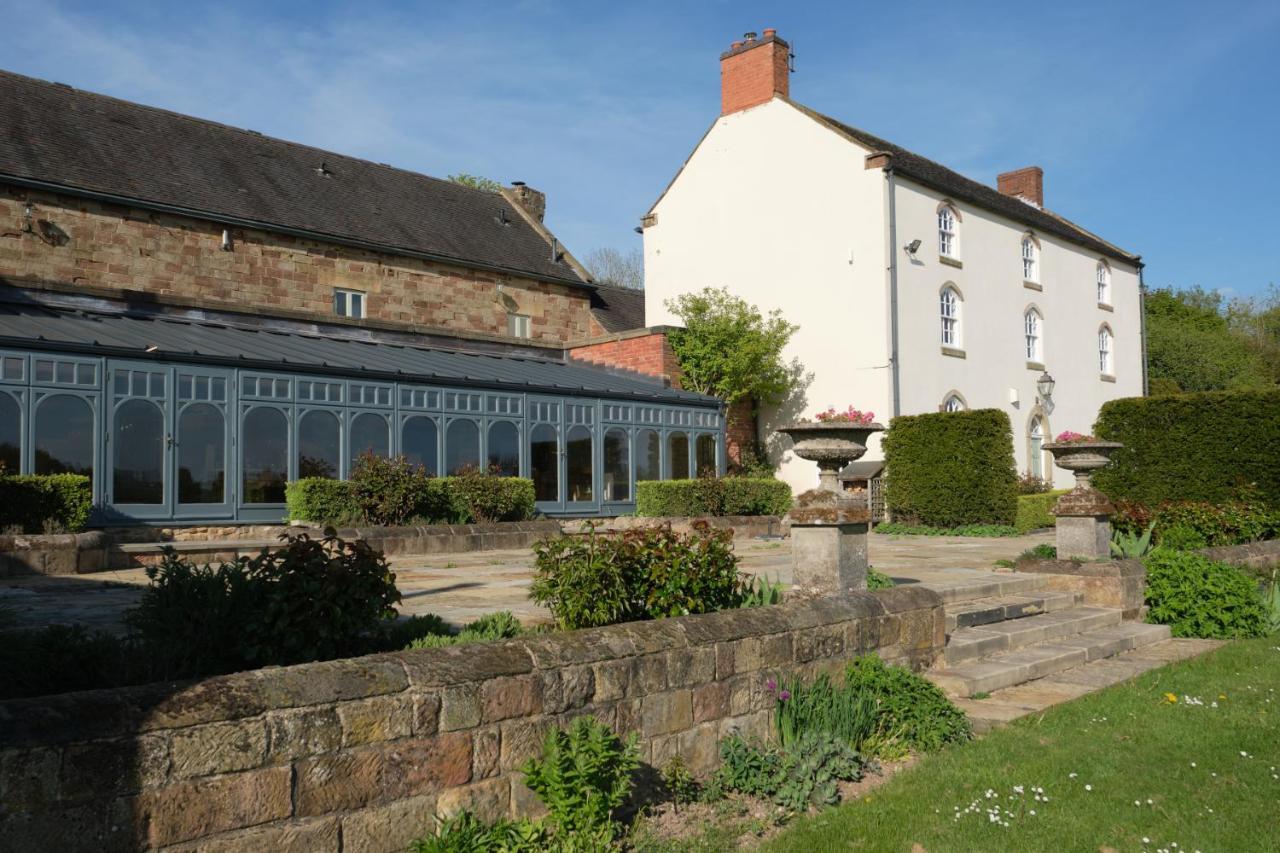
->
[[1198, 538, 1280, 568]]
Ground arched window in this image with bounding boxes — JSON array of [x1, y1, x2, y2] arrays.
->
[[635, 429, 661, 483], [35, 394, 94, 478], [1029, 416, 1045, 480], [943, 394, 965, 413], [298, 410, 340, 479], [529, 423, 558, 502], [445, 419, 480, 475], [938, 205, 958, 258], [0, 390, 20, 473], [401, 416, 438, 476], [1021, 234, 1039, 282], [1096, 261, 1111, 305], [940, 286, 961, 347], [487, 421, 520, 477], [566, 425, 593, 502], [604, 428, 630, 502], [113, 399, 164, 504], [1024, 309, 1043, 362], [242, 407, 288, 504], [668, 432, 690, 480], [696, 434, 718, 476], [178, 403, 225, 504], [1098, 325, 1114, 375], [350, 412, 389, 460]]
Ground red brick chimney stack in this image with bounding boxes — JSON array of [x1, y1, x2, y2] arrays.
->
[[720, 29, 790, 115], [997, 167, 1044, 208]]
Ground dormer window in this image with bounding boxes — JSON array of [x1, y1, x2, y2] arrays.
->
[[1096, 261, 1111, 305], [1021, 235, 1039, 282], [938, 205, 959, 258], [333, 288, 365, 319]]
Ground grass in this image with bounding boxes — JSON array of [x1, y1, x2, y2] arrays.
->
[[761, 638, 1279, 853]]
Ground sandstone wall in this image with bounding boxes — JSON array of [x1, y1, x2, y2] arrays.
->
[[0, 588, 943, 851]]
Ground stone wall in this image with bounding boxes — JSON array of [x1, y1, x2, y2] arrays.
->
[[0, 187, 596, 344], [0, 588, 944, 851]]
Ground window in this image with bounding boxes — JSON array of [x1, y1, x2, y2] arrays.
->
[[0, 390, 20, 473], [940, 287, 961, 347], [445, 419, 480, 475], [298, 410, 340, 479], [1099, 325, 1114, 375], [604, 428, 630, 502], [178, 403, 225, 504], [334, 288, 366, 319], [943, 395, 965, 413], [487, 421, 520, 476], [1024, 309, 1042, 362], [1029, 417, 1045, 480], [35, 395, 94, 478], [696, 434, 718, 476], [1096, 261, 1111, 304], [668, 432, 690, 480], [566, 425, 593, 502], [1021, 235, 1039, 282], [938, 205, 958, 257], [113, 399, 164, 504], [636, 429, 661, 483], [242, 407, 288, 504], [529, 423, 558, 502], [350, 412, 389, 460], [508, 313, 531, 339], [402, 416, 439, 475]]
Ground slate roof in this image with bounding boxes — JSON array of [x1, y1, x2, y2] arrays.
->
[[793, 102, 1140, 263], [0, 70, 591, 287], [0, 301, 717, 406], [589, 284, 647, 333]]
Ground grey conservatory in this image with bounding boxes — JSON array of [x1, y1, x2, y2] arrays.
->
[[0, 302, 725, 524]]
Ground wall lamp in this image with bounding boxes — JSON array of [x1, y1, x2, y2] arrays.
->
[[1036, 371, 1056, 401]]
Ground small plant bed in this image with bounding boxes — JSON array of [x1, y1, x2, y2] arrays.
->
[[873, 522, 1021, 538], [763, 638, 1280, 853]]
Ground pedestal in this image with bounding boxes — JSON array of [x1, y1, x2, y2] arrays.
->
[[786, 489, 869, 597], [1051, 488, 1115, 561]]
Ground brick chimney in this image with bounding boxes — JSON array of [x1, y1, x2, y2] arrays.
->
[[507, 181, 546, 222], [997, 167, 1044, 207], [720, 29, 790, 115]]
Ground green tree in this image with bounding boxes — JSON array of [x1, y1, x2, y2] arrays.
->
[[1144, 287, 1272, 392], [447, 173, 503, 193], [664, 287, 800, 405]]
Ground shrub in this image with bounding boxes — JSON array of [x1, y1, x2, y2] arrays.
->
[[710, 731, 864, 813], [0, 473, 92, 533], [349, 453, 432, 526], [866, 567, 895, 590], [1113, 496, 1280, 547], [844, 654, 971, 752], [530, 523, 747, 629], [127, 532, 401, 676], [635, 477, 791, 517], [448, 466, 536, 523], [1016, 472, 1053, 495], [520, 716, 640, 838], [410, 812, 550, 853], [1143, 549, 1267, 639], [1015, 490, 1069, 533], [873, 522, 1020, 538], [285, 477, 361, 524], [882, 409, 1018, 527], [406, 610, 525, 649], [1092, 389, 1280, 507]]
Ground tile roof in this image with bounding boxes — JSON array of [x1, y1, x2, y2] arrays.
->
[[792, 101, 1140, 264], [589, 284, 647, 333], [0, 300, 718, 406], [0, 70, 591, 287]]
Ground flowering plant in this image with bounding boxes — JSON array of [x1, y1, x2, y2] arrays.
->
[[1053, 431, 1099, 444], [812, 405, 876, 425]]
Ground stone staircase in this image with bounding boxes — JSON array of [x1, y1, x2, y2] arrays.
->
[[919, 571, 1203, 733]]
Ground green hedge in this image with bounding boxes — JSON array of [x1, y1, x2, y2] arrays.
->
[[882, 409, 1018, 527], [1093, 390, 1280, 507], [1015, 490, 1069, 533], [286, 476, 534, 525], [635, 478, 792, 517], [0, 474, 93, 533]]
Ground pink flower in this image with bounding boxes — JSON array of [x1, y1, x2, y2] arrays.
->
[[813, 405, 876, 425], [766, 679, 777, 692], [778, 689, 791, 702], [1054, 430, 1097, 444]]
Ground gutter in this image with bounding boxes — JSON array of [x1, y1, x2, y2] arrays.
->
[[1138, 262, 1149, 396], [885, 167, 902, 419], [3, 173, 594, 292]]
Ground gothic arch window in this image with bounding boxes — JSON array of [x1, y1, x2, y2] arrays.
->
[[1021, 233, 1040, 282], [941, 392, 967, 413], [1024, 307, 1044, 362], [940, 285, 962, 348], [937, 203, 960, 258], [1098, 323, 1114, 375], [1096, 260, 1111, 305]]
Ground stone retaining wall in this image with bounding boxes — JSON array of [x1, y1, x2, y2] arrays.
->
[[0, 588, 943, 852]]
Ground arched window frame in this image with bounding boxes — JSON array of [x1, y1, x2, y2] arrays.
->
[[1096, 260, 1111, 305], [939, 284, 962, 348], [1024, 306, 1043, 363], [1021, 232, 1040, 283], [937, 203, 960, 259], [1098, 323, 1114, 376], [941, 391, 967, 413]]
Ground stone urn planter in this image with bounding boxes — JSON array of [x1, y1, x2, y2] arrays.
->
[[779, 421, 885, 493], [1043, 440, 1124, 493], [1043, 439, 1123, 559]]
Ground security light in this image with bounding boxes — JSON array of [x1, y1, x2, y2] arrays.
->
[[904, 239, 922, 256]]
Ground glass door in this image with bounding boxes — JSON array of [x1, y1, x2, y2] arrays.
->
[[173, 366, 233, 519], [527, 397, 563, 513], [106, 361, 170, 521]]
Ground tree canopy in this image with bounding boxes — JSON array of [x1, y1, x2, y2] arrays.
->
[[583, 247, 643, 290], [664, 287, 800, 406], [447, 173, 503, 193], [1145, 286, 1276, 393]]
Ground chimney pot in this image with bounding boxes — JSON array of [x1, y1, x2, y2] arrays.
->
[[763, 27, 776, 37], [743, 31, 757, 41], [996, 166, 1044, 208], [720, 29, 791, 115], [507, 182, 546, 223]]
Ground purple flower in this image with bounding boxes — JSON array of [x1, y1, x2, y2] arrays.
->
[[766, 679, 777, 692], [779, 689, 791, 702]]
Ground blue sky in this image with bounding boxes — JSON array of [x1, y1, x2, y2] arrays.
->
[[2, 1, 1277, 298]]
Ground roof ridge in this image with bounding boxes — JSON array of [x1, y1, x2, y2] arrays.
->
[[0, 69, 510, 203]]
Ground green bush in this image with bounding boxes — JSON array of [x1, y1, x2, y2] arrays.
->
[[1093, 390, 1280, 507], [844, 654, 972, 753], [286, 467, 534, 526], [709, 731, 864, 813], [873, 522, 1020, 538], [448, 467, 536, 523], [1015, 490, 1069, 533], [635, 477, 791, 517], [1113, 496, 1280, 547], [127, 532, 401, 676], [1143, 549, 1267, 639], [866, 568, 895, 589], [285, 478, 361, 524], [521, 716, 640, 839], [530, 523, 747, 629], [882, 409, 1018, 527], [349, 453, 435, 526], [410, 812, 551, 853], [406, 610, 525, 649], [0, 473, 92, 533]]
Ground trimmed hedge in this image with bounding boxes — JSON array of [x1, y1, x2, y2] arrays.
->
[[286, 475, 534, 525], [0, 474, 92, 533], [635, 478, 792, 517], [1015, 490, 1069, 533], [1093, 389, 1280, 507], [882, 409, 1018, 527]]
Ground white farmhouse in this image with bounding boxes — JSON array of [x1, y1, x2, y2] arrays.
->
[[642, 29, 1145, 494]]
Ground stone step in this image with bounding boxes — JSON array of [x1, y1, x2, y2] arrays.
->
[[918, 573, 1049, 606], [944, 591, 1083, 632], [929, 621, 1172, 699], [954, 637, 1224, 733], [943, 606, 1123, 665]]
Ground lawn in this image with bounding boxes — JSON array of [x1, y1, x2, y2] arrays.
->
[[762, 638, 1280, 853]]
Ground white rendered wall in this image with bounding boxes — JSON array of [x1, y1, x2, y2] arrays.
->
[[891, 178, 1143, 488], [644, 100, 891, 495]]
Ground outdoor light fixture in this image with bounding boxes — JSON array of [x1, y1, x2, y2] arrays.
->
[[904, 238, 922, 256], [1036, 371, 1055, 400]]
